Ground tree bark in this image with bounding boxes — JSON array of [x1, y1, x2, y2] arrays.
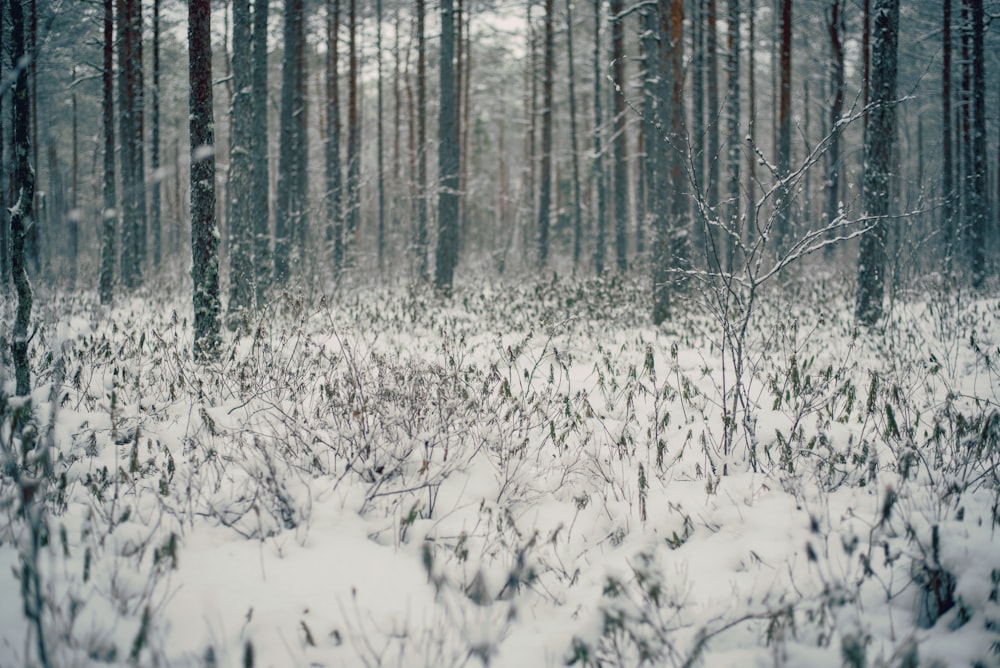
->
[[151, 0, 162, 269], [415, 0, 429, 278], [724, 0, 740, 270], [376, 0, 385, 272], [855, 0, 899, 327], [435, 0, 460, 292], [252, 0, 271, 305], [824, 0, 844, 258], [537, 0, 554, 268], [275, 0, 306, 283], [345, 0, 360, 256], [327, 0, 344, 274], [566, 0, 583, 270], [592, 0, 608, 274], [99, 0, 116, 305], [11, 0, 35, 396], [227, 0, 254, 326], [190, 0, 221, 361], [775, 0, 792, 250], [966, 0, 987, 287], [610, 0, 628, 272]]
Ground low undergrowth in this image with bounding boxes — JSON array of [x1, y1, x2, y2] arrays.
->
[[1, 274, 998, 666]]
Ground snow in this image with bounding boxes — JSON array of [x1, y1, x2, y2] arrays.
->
[[1, 278, 998, 666]]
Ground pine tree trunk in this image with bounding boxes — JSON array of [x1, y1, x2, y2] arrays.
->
[[11, 0, 35, 396], [227, 0, 254, 327], [326, 0, 344, 275], [190, 0, 221, 361], [610, 0, 628, 272], [99, 0, 117, 305], [376, 0, 385, 272], [151, 0, 162, 269], [416, 0, 429, 278], [724, 0, 740, 270], [537, 0, 554, 268], [592, 0, 607, 274], [251, 0, 271, 304], [435, 0, 460, 292], [855, 0, 899, 327], [775, 0, 792, 250], [824, 0, 844, 258], [566, 0, 583, 269], [966, 0, 987, 287], [346, 0, 360, 256]]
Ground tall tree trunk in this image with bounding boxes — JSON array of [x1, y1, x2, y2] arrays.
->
[[100, 0, 117, 305], [190, 0, 221, 360], [227, 0, 254, 326], [724, 0, 740, 270], [11, 0, 35, 397], [592, 0, 607, 274], [855, 0, 899, 327], [744, 0, 756, 246], [327, 0, 344, 274], [824, 0, 844, 258], [118, 0, 145, 288], [151, 0, 162, 268], [376, 0, 385, 272], [435, 0, 460, 292], [416, 0, 429, 278], [942, 0, 954, 275], [346, 0, 360, 256], [775, 0, 792, 250], [966, 0, 987, 287], [252, 0, 271, 304], [691, 0, 704, 203], [653, 0, 686, 324], [610, 0, 628, 272], [566, 0, 583, 269], [69, 68, 79, 289], [275, 0, 306, 283], [537, 0, 554, 267], [705, 0, 719, 217]]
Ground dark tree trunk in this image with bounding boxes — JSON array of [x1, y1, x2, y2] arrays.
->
[[376, 0, 385, 272], [855, 0, 899, 327], [151, 0, 162, 268], [824, 0, 844, 258], [275, 0, 306, 283], [416, 0, 429, 278], [653, 0, 686, 325], [346, 0, 360, 256], [592, 0, 608, 274], [435, 0, 460, 292], [227, 0, 254, 326], [11, 0, 35, 397], [190, 0, 221, 360], [942, 0, 954, 274], [705, 0, 719, 215], [691, 0, 704, 202], [610, 0, 628, 272], [566, 0, 583, 269], [775, 0, 792, 250], [99, 0, 116, 305], [724, 0, 740, 270], [966, 0, 987, 287], [537, 0, 554, 267], [0, 0, 6, 292], [252, 0, 271, 304], [327, 0, 344, 274], [118, 0, 146, 289], [744, 0, 757, 245]]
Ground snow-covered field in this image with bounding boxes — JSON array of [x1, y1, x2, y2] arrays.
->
[[2, 275, 998, 666]]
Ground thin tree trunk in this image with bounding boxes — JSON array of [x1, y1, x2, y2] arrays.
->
[[327, 0, 344, 274], [537, 0, 554, 267], [724, 0, 740, 270], [346, 0, 360, 256], [252, 0, 271, 304], [376, 0, 385, 272], [775, 0, 792, 249], [744, 0, 756, 247], [416, 0, 429, 278], [151, 0, 162, 268], [99, 0, 116, 304], [610, 0, 628, 271], [592, 0, 607, 274], [11, 0, 36, 396], [565, 0, 582, 269], [966, 0, 987, 287], [824, 0, 844, 258]]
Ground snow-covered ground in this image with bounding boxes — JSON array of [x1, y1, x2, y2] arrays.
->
[[2, 275, 998, 666]]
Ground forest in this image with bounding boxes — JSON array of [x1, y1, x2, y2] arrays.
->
[[0, 0, 999, 665]]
